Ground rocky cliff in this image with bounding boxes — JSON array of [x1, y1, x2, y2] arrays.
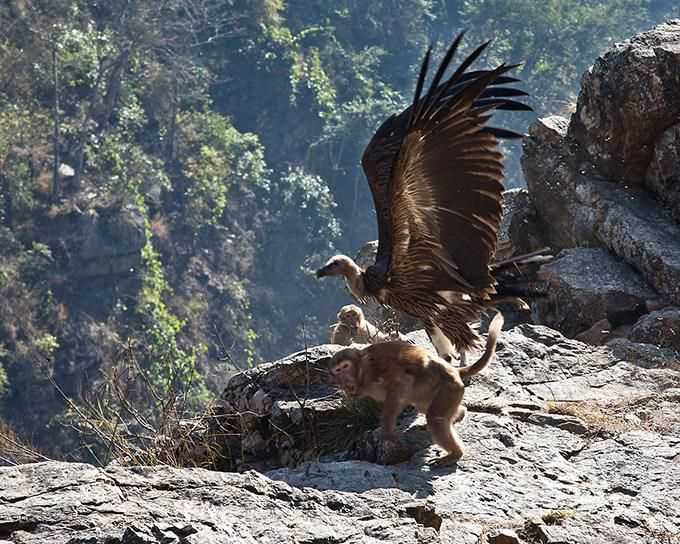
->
[[2, 21, 680, 544]]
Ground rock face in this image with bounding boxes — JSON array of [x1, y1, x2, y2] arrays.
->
[[630, 306, 680, 350], [534, 248, 656, 336], [0, 461, 439, 544], [646, 123, 680, 221], [519, 21, 680, 342], [568, 19, 680, 183], [76, 204, 146, 279], [3, 324, 680, 543]]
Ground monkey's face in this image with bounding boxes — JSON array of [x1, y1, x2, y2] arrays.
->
[[338, 306, 362, 328], [329, 356, 359, 395]]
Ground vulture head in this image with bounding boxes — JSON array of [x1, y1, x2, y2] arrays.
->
[[316, 255, 366, 300]]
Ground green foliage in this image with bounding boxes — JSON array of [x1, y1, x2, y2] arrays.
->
[[175, 111, 270, 230], [0, 105, 51, 225], [138, 219, 209, 407], [34, 334, 60, 358]]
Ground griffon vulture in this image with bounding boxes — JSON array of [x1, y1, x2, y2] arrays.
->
[[316, 34, 538, 360]]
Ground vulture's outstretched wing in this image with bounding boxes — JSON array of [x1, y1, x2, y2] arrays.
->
[[361, 35, 529, 295]]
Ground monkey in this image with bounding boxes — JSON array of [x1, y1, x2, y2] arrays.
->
[[328, 312, 504, 466], [329, 304, 407, 345]]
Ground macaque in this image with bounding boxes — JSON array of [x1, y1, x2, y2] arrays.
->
[[328, 312, 504, 466], [329, 304, 405, 345]]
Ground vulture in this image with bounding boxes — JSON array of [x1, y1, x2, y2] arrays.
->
[[316, 34, 538, 360]]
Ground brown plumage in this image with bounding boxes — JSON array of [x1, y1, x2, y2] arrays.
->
[[316, 34, 533, 359]]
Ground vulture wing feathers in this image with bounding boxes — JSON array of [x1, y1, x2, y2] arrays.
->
[[361, 35, 529, 306]]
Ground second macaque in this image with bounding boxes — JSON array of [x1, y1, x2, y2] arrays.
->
[[329, 304, 408, 345], [328, 312, 504, 466]]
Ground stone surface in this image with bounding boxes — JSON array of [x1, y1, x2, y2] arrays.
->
[[3, 322, 680, 543], [521, 115, 587, 252], [523, 115, 680, 306], [646, 123, 680, 222], [498, 188, 546, 259], [521, 22, 680, 311], [630, 306, 680, 351], [534, 248, 656, 337], [568, 20, 680, 183], [0, 462, 438, 544]]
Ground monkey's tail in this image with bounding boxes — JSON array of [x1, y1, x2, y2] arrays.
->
[[458, 312, 504, 380]]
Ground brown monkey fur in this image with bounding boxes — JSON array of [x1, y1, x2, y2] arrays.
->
[[329, 304, 394, 345], [328, 312, 504, 466]]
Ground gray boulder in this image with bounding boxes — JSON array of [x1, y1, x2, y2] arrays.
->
[[523, 115, 680, 306], [630, 306, 680, 351], [534, 248, 657, 337], [521, 21, 680, 316], [646, 122, 680, 221], [568, 20, 680, 184]]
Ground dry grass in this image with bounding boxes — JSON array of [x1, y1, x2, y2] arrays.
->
[[55, 343, 237, 469], [150, 215, 170, 242], [547, 394, 675, 435], [541, 510, 574, 525], [0, 420, 51, 466]]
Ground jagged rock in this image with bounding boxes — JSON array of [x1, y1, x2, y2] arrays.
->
[[646, 123, 680, 222], [608, 338, 680, 371], [630, 306, 680, 350], [533, 248, 657, 337], [521, 23, 680, 314], [521, 115, 590, 251], [568, 20, 680, 183], [0, 462, 439, 544], [498, 188, 546, 258], [573, 318, 635, 346], [487, 528, 521, 544], [3, 321, 680, 543], [523, 114, 680, 306]]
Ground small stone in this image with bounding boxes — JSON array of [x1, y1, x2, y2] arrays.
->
[[488, 528, 521, 544]]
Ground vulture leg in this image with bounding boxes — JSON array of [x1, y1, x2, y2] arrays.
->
[[424, 321, 462, 363]]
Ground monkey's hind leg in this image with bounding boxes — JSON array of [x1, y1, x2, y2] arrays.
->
[[426, 386, 465, 467]]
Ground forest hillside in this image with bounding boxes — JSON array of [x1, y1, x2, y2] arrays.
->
[[0, 0, 678, 457]]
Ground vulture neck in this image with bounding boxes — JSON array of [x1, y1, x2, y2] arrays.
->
[[342, 259, 367, 300]]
